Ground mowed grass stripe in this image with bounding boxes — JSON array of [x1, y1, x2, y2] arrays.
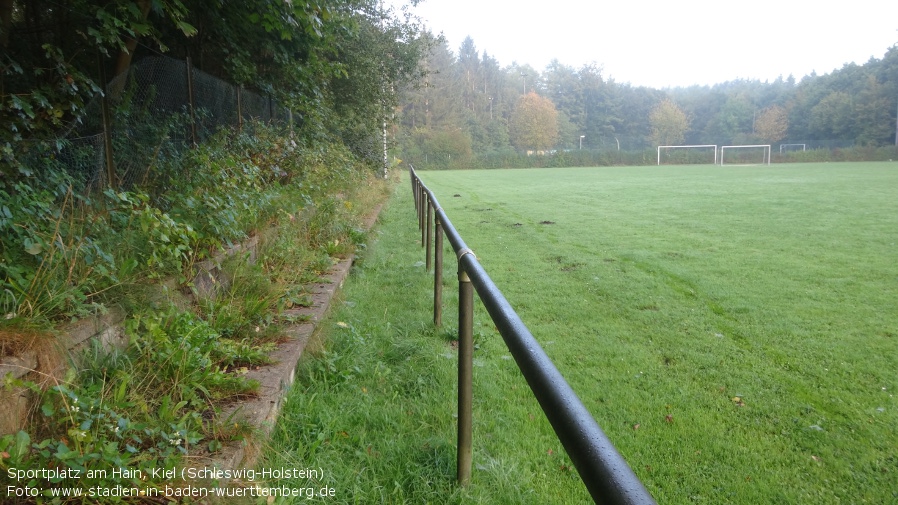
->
[[419, 163, 898, 504]]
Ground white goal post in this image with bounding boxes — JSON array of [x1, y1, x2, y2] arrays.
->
[[719, 145, 771, 166], [657, 145, 718, 165]]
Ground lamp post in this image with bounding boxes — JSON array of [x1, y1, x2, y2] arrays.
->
[[579, 135, 585, 150], [488, 97, 493, 120]]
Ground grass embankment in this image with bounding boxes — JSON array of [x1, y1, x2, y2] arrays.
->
[[267, 163, 897, 504], [1, 125, 391, 501]]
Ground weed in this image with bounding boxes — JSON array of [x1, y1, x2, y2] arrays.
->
[[126, 310, 260, 407]]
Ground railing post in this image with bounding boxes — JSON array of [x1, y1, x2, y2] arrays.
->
[[434, 214, 443, 326], [419, 185, 426, 246], [410, 168, 417, 209], [457, 252, 475, 485], [425, 202, 433, 270], [415, 181, 421, 228]]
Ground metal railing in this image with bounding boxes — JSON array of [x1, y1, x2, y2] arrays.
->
[[409, 165, 656, 505]]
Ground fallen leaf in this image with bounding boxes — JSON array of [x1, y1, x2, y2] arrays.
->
[[664, 414, 674, 423], [336, 321, 349, 328], [633, 423, 641, 431]]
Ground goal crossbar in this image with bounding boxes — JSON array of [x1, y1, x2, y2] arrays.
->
[[720, 144, 771, 166], [657, 145, 718, 165]]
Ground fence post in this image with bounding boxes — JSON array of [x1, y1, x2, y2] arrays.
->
[[410, 167, 416, 209], [457, 254, 475, 485], [97, 51, 116, 188], [185, 57, 197, 146], [419, 185, 426, 246], [413, 178, 420, 222], [434, 214, 443, 326], [425, 202, 433, 270], [236, 85, 243, 133]]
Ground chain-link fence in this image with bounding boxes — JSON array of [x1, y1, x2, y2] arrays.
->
[[51, 55, 292, 191]]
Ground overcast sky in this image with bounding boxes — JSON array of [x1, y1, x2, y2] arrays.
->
[[386, 0, 898, 89]]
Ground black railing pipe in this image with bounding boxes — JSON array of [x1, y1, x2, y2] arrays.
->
[[409, 166, 656, 505]]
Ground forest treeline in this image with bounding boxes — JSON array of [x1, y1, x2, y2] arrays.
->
[[398, 35, 898, 167]]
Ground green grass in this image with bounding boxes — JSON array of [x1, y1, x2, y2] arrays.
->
[[265, 163, 897, 504]]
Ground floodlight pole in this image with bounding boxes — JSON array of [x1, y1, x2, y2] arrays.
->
[[579, 135, 585, 149], [521, 73, 527, 94]]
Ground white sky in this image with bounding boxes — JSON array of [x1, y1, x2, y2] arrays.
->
[[387, 0, 898, 89]]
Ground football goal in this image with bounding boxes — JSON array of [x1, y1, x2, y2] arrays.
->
[[657, 145, 718, 165], [719, 145, 771, 166]]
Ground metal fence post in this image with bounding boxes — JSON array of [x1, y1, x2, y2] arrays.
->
[[434, 215, 443, 326], [425, 201, 433, 270], [419, 185, 426, 246], [457, 256, 474, 485], [410, 168, 416, 209], [185, 57, 197, 146]]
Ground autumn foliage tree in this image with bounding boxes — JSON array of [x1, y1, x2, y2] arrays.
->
[[754, 105, 789, 143], [509, 92, 559, 151], [649, 98, 689, 146]]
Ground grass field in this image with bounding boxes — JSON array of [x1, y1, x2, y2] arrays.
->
[[417, 163, 897, 503], [264, 163, 896, 504]]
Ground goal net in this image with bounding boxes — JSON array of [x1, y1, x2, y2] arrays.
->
[[657, 145, 717, 165], [719, 145, 771, 166]]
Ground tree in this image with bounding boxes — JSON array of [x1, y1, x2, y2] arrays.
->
[[705, 92, 754, 144], [649, 98, 689, 146], [2, 0, 433, 180], [754, 105, 789, 143], [1, 0, 195, 176], [509, 92, 558, 151], [326, 2, 432, 166], [579, 64, 621, 146], [808, 91, 854, 140], [854, 75, 894, 145]]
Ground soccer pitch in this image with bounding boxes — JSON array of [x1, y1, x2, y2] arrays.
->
[[418, 163, 897, 503]]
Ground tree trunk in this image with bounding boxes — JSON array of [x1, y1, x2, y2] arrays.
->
[[113, 0, 152, 78]]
